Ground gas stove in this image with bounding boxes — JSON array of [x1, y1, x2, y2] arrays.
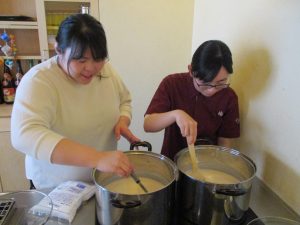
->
[[224, 208, 258, 225], [175, 208, 258, 225]]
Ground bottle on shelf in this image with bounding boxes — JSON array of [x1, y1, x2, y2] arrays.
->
[[29, 59, 35, 69], [2, 62, 16, 104], [15, 60, 24, 88], [81, 5, 90, 14], [0, 81, 4, 104]]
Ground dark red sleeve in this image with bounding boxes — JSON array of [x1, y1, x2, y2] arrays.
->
[[145, 77, 172, 115]]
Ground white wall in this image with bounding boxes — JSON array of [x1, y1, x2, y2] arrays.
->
[[99, 0, 194, 152], [98, 0, 300, 215], [193, 0, 300, 214]]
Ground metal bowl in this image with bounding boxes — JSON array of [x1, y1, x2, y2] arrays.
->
[[0, 190, 53, 224], [247, 216, 300, 225]]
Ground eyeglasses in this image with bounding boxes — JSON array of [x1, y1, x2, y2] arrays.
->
[[194, 77, 230, 90]]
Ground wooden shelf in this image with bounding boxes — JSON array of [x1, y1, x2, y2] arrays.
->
[[47, 25, 59, 30], [2, 55, 42, 60], [0, 21, 38, 29]]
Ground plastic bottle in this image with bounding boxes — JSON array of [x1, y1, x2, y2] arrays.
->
[[15, 59, 24, 88], [2, 63, 16, 104]]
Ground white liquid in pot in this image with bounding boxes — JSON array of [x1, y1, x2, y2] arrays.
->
[[105, 177, 165, 194], [187, 168, 240, 184]]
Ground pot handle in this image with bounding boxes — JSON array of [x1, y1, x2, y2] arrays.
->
[[195, 138, 214, 145], [111, 199, 142, 208], [130, 141, 152, 151], [215, 188, 247, 196]]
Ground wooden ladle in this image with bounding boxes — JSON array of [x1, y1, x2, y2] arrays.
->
[[188, 143, 206, 181], [188, 143, 198, 172]]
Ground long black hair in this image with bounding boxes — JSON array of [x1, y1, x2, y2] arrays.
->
[[191, 40, 233, 82]]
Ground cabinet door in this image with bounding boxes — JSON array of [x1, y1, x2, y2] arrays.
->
[[0, 175, 3, 192], [35, 0, 100, 60], [0, 130, 29, 191]]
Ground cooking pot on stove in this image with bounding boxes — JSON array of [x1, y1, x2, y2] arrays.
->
[[93, 141, 178, 225], [174, 145, 256, 225]]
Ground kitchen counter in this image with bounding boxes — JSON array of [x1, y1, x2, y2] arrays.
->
[[0, 104, 13, 118], [0, 105, 12, 131], [67, 197, 96, 225], [1, 176, 299, 225], [72, 176, 300, 225], [0, 190, 96, 225], [1, 102, 299, 224], [250, 177, 300, 222]]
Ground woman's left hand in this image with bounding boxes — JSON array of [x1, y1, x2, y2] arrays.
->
[[114, 116, 140, 143]]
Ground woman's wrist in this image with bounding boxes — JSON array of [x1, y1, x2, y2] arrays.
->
[[119, 115, 131, 126]]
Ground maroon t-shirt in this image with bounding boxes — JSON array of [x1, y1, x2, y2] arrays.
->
[[145, 73, 240, 160]]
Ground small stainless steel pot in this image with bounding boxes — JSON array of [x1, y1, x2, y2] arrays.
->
[[93, 142, 178, 225], [174, 145, 256, 225]]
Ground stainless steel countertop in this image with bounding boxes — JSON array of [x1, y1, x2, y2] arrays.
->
[[0, 190, 96, 225], [1, 177, 299, 224], [250, 177, 300, 222], [41, 188, 96, 225], [70, 198, 96, 225], [73, 176, 300, 225]]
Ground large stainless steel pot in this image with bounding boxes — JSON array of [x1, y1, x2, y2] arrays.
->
[[93, 142, 178, 225], [174, 145, 256, 225]]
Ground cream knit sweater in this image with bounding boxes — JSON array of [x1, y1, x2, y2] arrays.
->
[[11, 56, 132, 188]]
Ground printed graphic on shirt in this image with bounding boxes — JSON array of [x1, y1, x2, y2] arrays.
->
[[217, 111, 224, 117]]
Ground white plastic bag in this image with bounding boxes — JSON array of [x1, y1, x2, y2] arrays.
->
[[30, 181, 96, 223]]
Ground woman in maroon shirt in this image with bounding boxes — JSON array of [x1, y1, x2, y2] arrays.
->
[[144, 40, 240, 160]]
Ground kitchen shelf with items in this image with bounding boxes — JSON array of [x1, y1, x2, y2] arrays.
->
[[0, 0, 42, 61], [35, 0, 100, 60], [0, 20, 38, 30], [0, 0, 42, 60], [0, 22, 42, 60], [1, 57, 39, 105], [45, 10, 74, 52], [0, 17, 41, 105]]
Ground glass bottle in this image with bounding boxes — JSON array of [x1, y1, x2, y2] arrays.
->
[[15, 60, 24, 88], [29, 59, 34, 68], [0, 80, 4, 104], [2, 62, 16, 104]]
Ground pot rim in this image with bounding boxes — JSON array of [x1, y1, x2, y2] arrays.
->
[[92, 150, 178, 196], [174, 145, 257, 185]]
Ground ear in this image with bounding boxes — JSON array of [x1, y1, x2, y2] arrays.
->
[[54, 42, 61, 55], [188, 64, 193, 77]]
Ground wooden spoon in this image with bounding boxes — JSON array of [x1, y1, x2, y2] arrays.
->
[[188, 143, 198, 172], [188, 143, 206, 181]]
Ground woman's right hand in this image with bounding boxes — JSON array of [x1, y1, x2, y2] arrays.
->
[[174, 109, 198, 145], [95, 151, 134, 177]]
